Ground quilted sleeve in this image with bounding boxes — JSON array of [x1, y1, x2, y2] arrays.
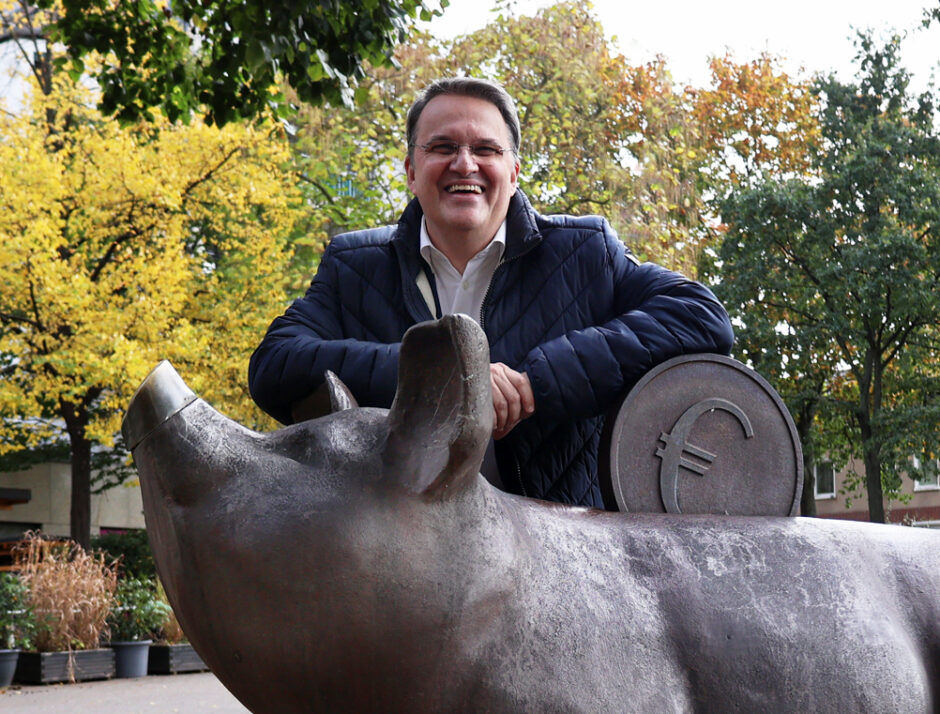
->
[[248, 242, 401, 424], [521, 224, 734, 422]]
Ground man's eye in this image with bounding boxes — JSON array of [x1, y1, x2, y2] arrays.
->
[[429, 142, 458, 155], [472, 145, 500, 157]]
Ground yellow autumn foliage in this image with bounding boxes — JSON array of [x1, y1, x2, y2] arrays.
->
[[0, 55, 300, 456]]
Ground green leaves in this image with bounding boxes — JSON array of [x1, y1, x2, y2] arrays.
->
[[106, 578, 171, 642], [711, 32, 940, 521], [33, 0, 448, 125]]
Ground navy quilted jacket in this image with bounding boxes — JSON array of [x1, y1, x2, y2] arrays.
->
[[249, 191, 733, 507]]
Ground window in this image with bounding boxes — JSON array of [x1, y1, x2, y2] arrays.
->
[[814, 461, 835, 499], [911, 455, 940, 491]]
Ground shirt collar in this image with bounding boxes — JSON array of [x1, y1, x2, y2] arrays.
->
[[419, 217, 507, 265]]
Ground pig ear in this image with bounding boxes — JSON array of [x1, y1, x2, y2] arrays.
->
[[384, 315, 493, 497], [290, 371, 359, 423], [323, 371, 358, 412]]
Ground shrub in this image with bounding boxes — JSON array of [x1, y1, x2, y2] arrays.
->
[[15, 532, 117, 651], [0, 572, 36, 650], [154, 579, 187, 644], [91, 530, 156, 580], [107, 578, 171, 642]]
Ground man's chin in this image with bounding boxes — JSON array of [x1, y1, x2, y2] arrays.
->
[[438, 209, 490, 234]]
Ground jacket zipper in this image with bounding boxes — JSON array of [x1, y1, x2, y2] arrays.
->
[[479, 250, 527, 331], [479, 223, 540, 500], [514, 455, 527, 498]]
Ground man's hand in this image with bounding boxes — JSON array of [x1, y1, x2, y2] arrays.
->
[[490, 363, 535, 439]]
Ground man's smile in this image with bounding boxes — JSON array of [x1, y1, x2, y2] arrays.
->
[[446, 184, 485, 194]]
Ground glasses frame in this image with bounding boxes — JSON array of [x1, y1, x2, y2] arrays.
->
[[414, 141, 517, 159]]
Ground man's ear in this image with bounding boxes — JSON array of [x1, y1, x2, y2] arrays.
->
[[405, 154, 415, 192], [383, 315, 493, 498]]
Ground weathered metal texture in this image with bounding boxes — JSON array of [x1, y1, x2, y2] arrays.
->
[[123, 315, 940, 714], [609, 354, 803, 516]]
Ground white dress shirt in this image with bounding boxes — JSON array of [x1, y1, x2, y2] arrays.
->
[[419, 217, 506, 323]]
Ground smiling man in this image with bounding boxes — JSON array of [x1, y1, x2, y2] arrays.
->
[[248, 77, 734, 508]]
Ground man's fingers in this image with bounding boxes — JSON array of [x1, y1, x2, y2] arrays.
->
[[489, 363, 535, 438], [513, 371, 535, 415], [490, 364, 515, 431]]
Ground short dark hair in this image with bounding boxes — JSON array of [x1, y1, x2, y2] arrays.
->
[[406, 77, 521, 158]]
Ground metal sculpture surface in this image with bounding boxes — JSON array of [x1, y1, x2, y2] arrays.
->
[[608, 354, 803, 516], [123, 315, 940, 714]]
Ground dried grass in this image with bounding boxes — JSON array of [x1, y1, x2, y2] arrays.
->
[[15, 532, 117, 652]]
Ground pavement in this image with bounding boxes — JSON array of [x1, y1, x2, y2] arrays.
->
[[0, 671, 250, 713]]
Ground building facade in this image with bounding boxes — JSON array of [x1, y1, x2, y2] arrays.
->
[[813, 457, 940, 526], [0, 462, 145, 540]]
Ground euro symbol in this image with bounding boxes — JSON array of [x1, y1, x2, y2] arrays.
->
[[656, 398, 754, 514]]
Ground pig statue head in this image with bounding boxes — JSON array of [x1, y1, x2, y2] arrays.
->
[[124, 315, 940, 714]]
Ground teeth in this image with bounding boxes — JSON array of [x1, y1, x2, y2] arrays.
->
[[447, 185, 483, 194]]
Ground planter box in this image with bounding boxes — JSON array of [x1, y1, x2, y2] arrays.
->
[[148, 643, 208, 674], [14, 648, 115, 684]]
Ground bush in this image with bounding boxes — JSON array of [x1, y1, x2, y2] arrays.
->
[[16, 532, 117, 651], [0, 572, 35, 650], [154, 580, 187, 644], [107, 578, 171, 642], [91, 530, 155, 580]]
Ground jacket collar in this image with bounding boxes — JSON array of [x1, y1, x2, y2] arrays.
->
[[393, 190, 542, 265]]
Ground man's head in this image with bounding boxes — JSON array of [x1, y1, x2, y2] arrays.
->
[[405, 78, 522, 257], [406, 77, 521, 159]]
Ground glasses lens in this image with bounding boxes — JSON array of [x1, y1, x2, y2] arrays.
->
[[429, 142, 458, 155], [422, 142, 506, 159], [472, 145, 500, 157]]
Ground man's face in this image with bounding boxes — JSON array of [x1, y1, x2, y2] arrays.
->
[[405, 94, 520, 250]]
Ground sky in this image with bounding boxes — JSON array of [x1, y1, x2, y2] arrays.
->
[[421, 0, 940, 91]]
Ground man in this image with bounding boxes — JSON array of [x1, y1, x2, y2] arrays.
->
[[248, 77, 733, 508]]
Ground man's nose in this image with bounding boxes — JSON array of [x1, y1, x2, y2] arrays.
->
[[450, 145, 479, 172]]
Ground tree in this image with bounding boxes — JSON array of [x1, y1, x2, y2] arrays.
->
[[0, 30, 301, 547], [0, 0, 446, 124], [712, 34, 940, 522], [614, 59, 711, 274], [289, 2, 640, 264], [690, 53, 825, 510], [614, 53, 819, 275], [692, 53, 820, 189]]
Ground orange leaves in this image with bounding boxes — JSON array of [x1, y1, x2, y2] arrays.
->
[[692, 53, 822, 184]]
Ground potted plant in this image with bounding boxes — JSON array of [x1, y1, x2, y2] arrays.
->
[[148, 579, 208, 674], [106, 577, 170, 678], [0, 571, 35, 688], [14, 532, 117, 684]]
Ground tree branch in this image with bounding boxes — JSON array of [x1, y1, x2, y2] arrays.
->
[[0, 310, 43, 330]]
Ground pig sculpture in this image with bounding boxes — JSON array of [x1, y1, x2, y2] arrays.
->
[[123, 315, 940, 714]]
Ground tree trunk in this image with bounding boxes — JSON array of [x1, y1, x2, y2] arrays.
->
[[800, 452, 817, 517], [865, 360, 886, 523], [857, 407, 885, 523], [69, 435, 92, 550], [60, 394, 98, 550], [863, 447, 885, 523], [795, 399, 817, 517]]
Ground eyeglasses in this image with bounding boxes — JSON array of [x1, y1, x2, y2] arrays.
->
[[415, 141, 515, 159]]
